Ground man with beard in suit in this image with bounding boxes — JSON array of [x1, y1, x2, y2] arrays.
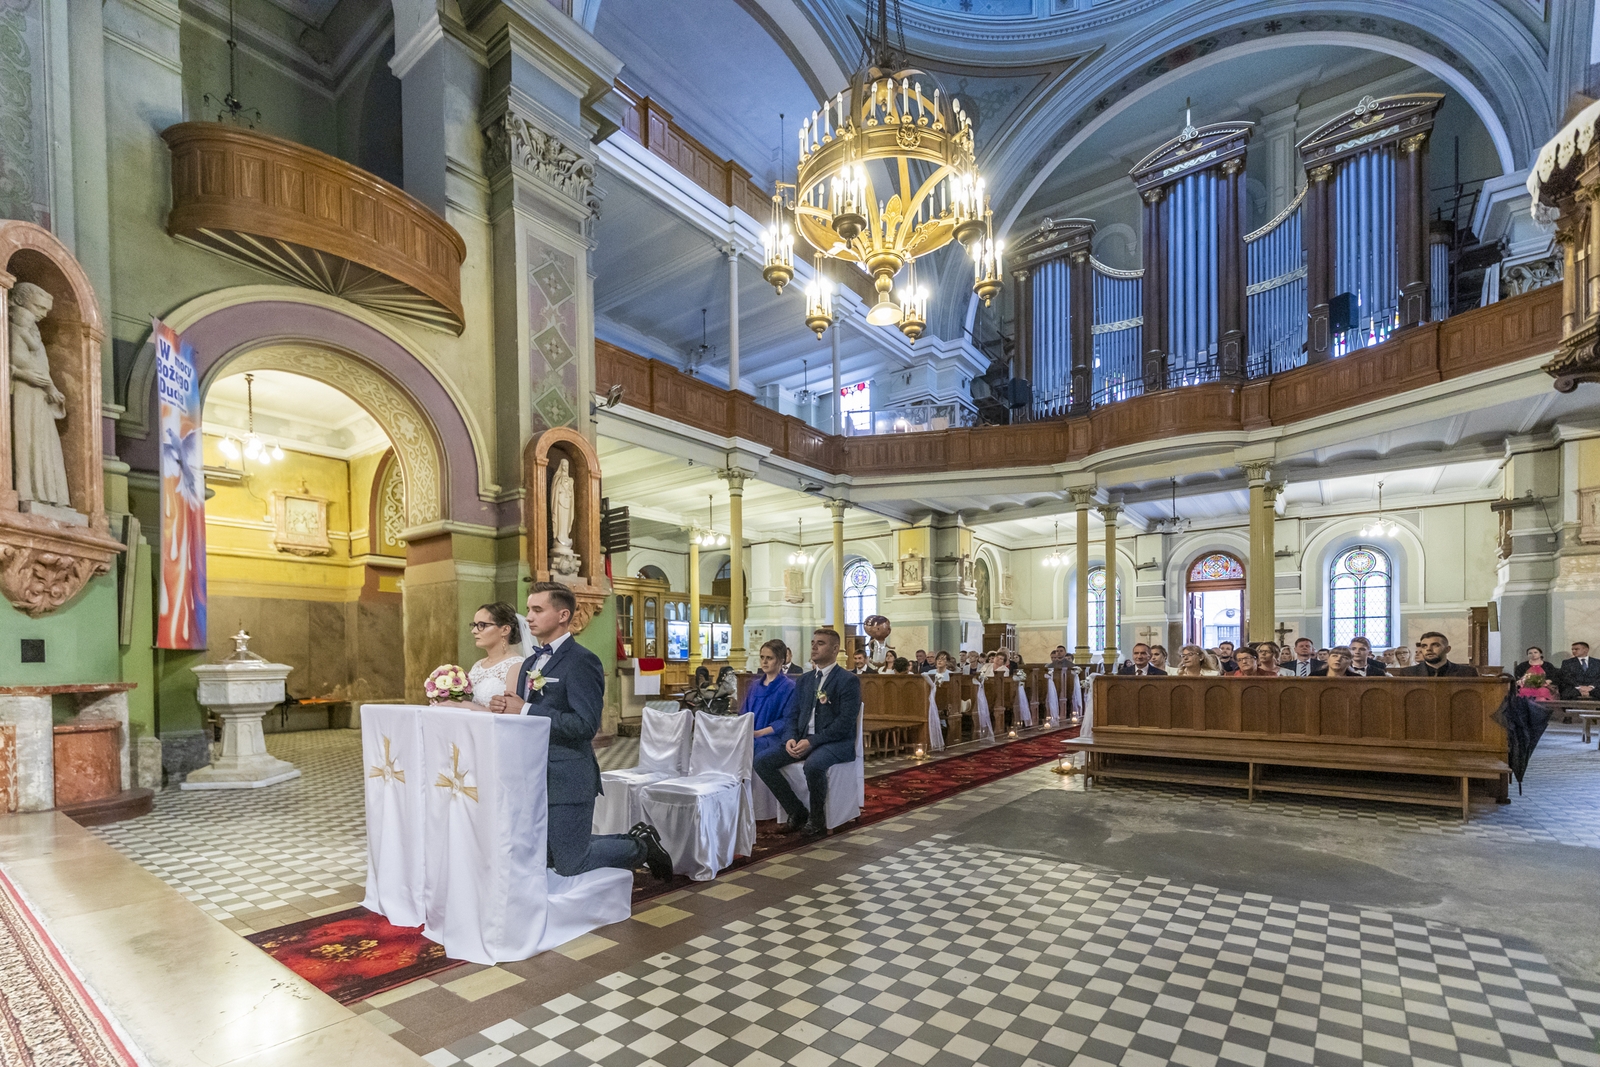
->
[[488, 582, 673, 880], [753, 628, 861, 839]]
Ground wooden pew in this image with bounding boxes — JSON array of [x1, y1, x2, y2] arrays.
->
[[859, 674, 930, 756], [1067, 675, 1510, 818]]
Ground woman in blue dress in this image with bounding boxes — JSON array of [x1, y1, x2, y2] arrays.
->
[[742, 638, 796, 760]]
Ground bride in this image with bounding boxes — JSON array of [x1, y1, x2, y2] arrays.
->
[[433, 602, 532, 709]]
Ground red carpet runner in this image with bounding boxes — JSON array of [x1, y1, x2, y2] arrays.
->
[[0, 868, 142, 1066], [250, 726, 1077, 1002]]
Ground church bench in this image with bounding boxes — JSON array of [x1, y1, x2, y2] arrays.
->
[[859, 674, 930, 756], [1070, 675, 1512, 819]]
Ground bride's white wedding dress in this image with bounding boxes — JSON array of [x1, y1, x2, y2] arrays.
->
[[468, 657, 520, 703]]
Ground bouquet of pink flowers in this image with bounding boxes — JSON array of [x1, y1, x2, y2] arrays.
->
[[424, 664, 470, 702]]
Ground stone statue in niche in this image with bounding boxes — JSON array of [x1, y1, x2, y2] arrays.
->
[[8, 282, 72, 509], [549, 456, 580, 578]]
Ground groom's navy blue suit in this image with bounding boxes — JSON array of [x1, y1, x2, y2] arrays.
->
[[515, 634, 644, 876], [753, 663, 860, 829]]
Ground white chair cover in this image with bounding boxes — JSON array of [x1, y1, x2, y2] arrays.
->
[[1016, 679, 1034, 727], [593, 704, 693, 834], [752, 774, 782, 821], [974, 683, 995, 739], [780, 710, 864, 829], [1080, 674, 1095, 742], [924, 676, 945, 751], [639, 713, 754, 880], [1045, 673, 1061, 727], [1071, 670, 1085, 722]]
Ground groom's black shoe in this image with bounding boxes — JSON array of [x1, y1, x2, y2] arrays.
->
[[776, 812, 810, 835], [629, 822, 674, 882]]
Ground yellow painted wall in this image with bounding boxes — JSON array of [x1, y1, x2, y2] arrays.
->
[[1577, 439, 1600, 489]]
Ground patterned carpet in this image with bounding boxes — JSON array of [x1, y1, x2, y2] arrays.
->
[[0, 869, 141, 1067]]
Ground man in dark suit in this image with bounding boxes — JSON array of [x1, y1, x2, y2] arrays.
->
[[754, 627, 860, 838], [1559, 641, 1600, 699], [488, 582, 672, 880], [1393, 632, 1478, 677], [1284, 638, 1318, 677], [1115, 643, 1165, 676], [1346, 637, 1389, 676]]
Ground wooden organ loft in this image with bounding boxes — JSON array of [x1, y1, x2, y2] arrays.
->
[[1010, 93, 1458, 418]]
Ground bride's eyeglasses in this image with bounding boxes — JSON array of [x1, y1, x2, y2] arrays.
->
[[469, 621, 494, 631]]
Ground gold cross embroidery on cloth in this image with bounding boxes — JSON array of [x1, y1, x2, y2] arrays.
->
[[434, 743, 479, 802], [367, 736, 406, 783]]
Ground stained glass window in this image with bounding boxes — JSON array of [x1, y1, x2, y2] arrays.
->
[[1088, 567, 1115, 653], [843, 559, 877, 626], [1329, 545, 1392, 647], [1189, 553, 1245, 582]]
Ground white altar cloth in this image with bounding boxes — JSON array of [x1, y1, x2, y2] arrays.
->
[[360, 704, 632, 965]]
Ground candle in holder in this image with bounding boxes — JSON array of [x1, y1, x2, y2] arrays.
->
[[914, 745, 926, 759]]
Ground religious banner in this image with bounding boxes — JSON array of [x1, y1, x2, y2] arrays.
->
[[153, 319, 207, 649]]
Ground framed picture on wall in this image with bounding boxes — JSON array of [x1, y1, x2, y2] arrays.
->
[[898, 554, 924, 595], [271, 490, 332, 557]]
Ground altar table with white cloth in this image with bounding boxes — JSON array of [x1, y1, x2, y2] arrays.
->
[[360, 704, 633, 965]]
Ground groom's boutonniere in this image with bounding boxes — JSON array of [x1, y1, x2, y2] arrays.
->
[[527, 669, 548, 693], [816, 689, 829, 705]]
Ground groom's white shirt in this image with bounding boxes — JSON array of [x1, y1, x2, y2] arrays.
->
[[514, 631, 572, 716]]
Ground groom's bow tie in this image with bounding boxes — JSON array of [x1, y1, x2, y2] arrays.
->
[[529, 644, 554, 660]]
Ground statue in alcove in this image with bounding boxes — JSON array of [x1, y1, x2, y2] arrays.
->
[[549, 456, 580, 577], [8, 282, 72, 508]]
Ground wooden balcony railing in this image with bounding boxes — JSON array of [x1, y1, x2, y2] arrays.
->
[[596, 285, 1560, 477], [162, 123, 467, 333]]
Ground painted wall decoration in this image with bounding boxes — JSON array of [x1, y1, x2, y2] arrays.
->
[[154, 319, 207, 649], [0, 0, 51, 227], [527, 235, 578, 433]]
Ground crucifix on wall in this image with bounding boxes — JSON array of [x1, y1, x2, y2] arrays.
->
[[1136, 625, 1160, 646], [1274, 621, 1293, 645]]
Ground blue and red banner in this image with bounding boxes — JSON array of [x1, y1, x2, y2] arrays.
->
[[153, 318, 206, 649]]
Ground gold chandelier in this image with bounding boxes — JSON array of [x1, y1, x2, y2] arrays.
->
[[761, 0, 1001, 343]]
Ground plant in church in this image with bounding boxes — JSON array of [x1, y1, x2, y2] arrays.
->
[[424, 664, 470, 703]]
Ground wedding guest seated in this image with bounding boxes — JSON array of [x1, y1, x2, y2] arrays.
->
[[1049, 646, 1066, 665], [741, 639, 796, 761], [1252, 643, 1283, 675], [930, 651, 953, 683], [1348, 637, 1387, 676], [1315, 648, 1330, 663], [1381, 649, 1397, 668], [981, 652, 1010, 679], [1394, 632, 1478, 676], [1559, 641, 1600, 699], [1321, 646, 1361, 677], [753, 628, 861, 839], [1284, 638, 1318, 677], [913, 650, 930, 674], [1149, 645, 1168, 671], [1514, 646, 1565, 695], [783, 647, 804, 676], [1225, 646, 1257, 675], [1391, 645, 1413, 669], [1117, 643, 1165, 676], [892, 657, 911, 675], [1216, 641, 1239, 674], [1173, 644, 1218, 677], [851, 649, 874, 675], [1515, 649, 1561, 701]]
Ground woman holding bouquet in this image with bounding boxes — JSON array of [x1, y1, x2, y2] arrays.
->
[[430, 602, 528, 709], [1513, 646, 1564, 701]]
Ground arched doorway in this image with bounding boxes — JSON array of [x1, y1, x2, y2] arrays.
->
[[201, 369, 407, 704], [1186, 552, 1245, 648]]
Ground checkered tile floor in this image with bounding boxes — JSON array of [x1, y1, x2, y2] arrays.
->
[[1087, 725, 1600, 850], [90, 731, 368, 925], [420, 839, 1600, 1067]]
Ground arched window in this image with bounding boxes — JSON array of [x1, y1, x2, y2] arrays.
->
[[1329, 545, 1392, 647], [1189, 553, 1245, 582], [843, 559, 876, 626], [1088, 567, 1112, 652]]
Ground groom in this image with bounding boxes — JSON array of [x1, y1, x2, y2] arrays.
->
[[488, 581, 673, 880], [754, 627, 860, 838]]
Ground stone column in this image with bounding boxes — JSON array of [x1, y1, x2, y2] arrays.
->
[[1069, 250, 1093, 414], [1099, 502, 1122, 664], [403, 529, 499, 702], [728, 248, 742, 392], [831, 325, 842, 434], [1557, 223, 1580, 337], [1218, 158, 1247, 378], [1140, 186, 1167, 391], [723, 469, 748, 668], [1398, 132, 1430, 327], [830, 499, 847, 636], [1305, 164, 1335, 361], [688, 536, 701, 665], [1072, 488, 1093, 662], [1243, 462, 1276, 645]]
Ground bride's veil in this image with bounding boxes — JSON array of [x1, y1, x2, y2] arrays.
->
[[516, 613, 536, 656]]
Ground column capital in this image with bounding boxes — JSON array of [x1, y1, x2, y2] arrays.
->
[[719, 467, 753, 492], [826, 498, 848, 519], [1241, 461, 1272, 485], [482, 95, 600, 221], [1262, 480, 1286, 504], [1400, 132, 1429, 155], [1141, 186, 1166, 205], [1096, 502, 1122, 522], [1069, 487, 1095, 507], [1221, 157, 1245, 176], [1308, 164, 1334, 184]]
